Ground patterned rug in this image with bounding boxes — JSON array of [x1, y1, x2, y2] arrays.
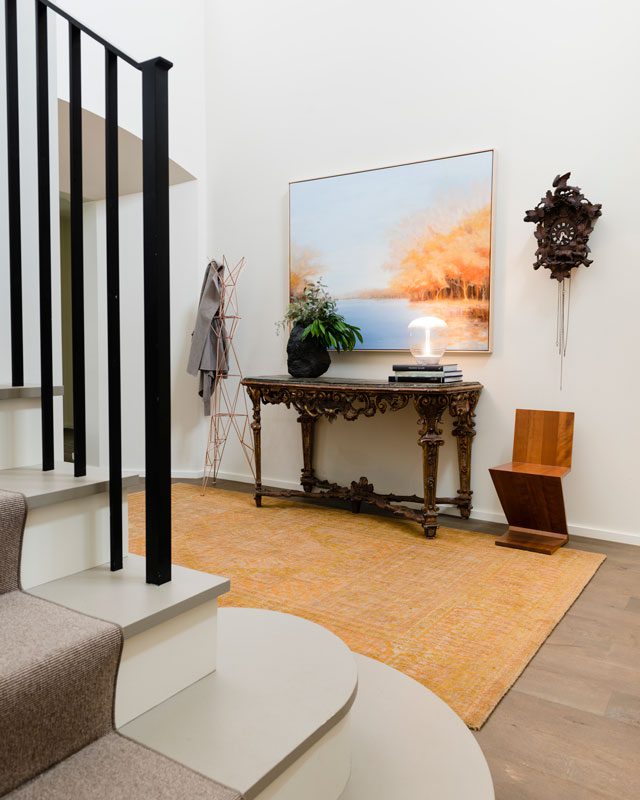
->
[[128, 484, 605, 729]]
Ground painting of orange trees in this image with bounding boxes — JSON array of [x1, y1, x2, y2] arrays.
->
[[289, 150, 494, 351]]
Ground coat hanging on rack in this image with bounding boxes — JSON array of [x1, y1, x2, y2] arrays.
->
[[187, 260, 229, 414]]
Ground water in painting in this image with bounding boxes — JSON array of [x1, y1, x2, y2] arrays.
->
[[289, 150, 493, 351]]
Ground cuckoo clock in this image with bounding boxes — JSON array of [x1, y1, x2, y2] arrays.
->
[[524, 173, 602, 386], [524, 172, 602, 281]]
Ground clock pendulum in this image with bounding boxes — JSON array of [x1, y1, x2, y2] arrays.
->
[[524, 173, 602, 388]]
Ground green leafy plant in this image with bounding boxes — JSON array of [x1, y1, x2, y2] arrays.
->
[[278, 281, 363, 351]]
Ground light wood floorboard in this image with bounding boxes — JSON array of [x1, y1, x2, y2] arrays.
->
[[151, 477, 640, 799], [472, 535, 640, 799]]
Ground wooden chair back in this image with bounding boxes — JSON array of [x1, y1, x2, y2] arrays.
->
[[512, 409, 574, 469]]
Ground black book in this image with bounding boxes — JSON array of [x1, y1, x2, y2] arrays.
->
[[388, 375, 463, 384], [390, 370, 463, 379], [392, 363, 459, 372]]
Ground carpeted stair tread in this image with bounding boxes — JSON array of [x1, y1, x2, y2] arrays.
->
[[0, 489, 124, 795], [6, 732, 242, 800], [0, 590, 120, 675], [0, 591, 121, 795], [0, 489, 25, 593]]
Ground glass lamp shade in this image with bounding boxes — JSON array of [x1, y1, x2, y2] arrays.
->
[[408, 316, 448, 365]]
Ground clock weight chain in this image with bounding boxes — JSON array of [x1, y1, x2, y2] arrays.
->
[[556, 277, 571, 390]]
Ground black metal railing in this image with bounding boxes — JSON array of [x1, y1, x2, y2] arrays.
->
[[5, 0, 23, 388], [3, 0, 172, 584], [35, 0, 54, 471]]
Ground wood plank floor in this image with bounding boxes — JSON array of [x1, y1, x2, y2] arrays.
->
[[473, 533, 640, 800], [161, 478, 640, 799]]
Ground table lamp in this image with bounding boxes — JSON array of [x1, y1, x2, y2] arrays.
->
[[408, 316, 448, 365]]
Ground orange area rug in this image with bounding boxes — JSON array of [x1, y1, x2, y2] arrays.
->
[[128, 483, 605, 729]]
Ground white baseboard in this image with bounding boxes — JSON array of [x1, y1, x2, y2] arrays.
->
[[214, 469, 299, 490], [129, 468, 206, 480], [443, 506, 640, 547], [172, 469, 206, 479]]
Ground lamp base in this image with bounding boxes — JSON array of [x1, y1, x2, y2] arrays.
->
[[412, 355, 442, 366]]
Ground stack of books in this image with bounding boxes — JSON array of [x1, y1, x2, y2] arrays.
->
[[388, 363, 463, 384]]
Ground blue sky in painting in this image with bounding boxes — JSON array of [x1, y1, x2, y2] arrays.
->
[[290, 150, 493, 296]]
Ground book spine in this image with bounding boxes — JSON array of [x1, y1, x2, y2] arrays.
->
[[392, 372, 462, 379], [392, 364, 458, 372], [388, 376, 462, 383]]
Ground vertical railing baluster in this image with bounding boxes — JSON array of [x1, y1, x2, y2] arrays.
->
[[5, 0, 23, 387], [105, 49, 122, 571], [69, 22, 86, 477], [141, 57, 172, 586], [35, 0, 54, 470]]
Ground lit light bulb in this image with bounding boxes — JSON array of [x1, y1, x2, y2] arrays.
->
[[408, 316, 448, 365]]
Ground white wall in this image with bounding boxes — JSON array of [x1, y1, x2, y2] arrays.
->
[[83, 182, 209, 475], [205, 0, 640, 544], [0, 2, 64, 463], [0, 1, 62, 388], [47, 0, 211, 474], [53, 0, 207, 180]]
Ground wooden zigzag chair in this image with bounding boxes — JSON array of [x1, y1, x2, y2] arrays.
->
[[490, 409, 574, 555]]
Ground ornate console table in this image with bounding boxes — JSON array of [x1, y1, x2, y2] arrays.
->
[[242, 376, 483, 538]]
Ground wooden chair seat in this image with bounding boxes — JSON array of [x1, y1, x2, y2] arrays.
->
[[491, 462, 570, 479], [490, 410, 574, 555]]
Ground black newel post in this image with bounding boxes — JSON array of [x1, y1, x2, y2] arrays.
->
[[141, 57, 172, 585]]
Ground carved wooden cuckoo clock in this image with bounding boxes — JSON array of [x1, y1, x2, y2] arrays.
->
[[524, 173, 602, 386]]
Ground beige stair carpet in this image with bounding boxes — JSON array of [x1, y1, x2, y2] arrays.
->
[[129, 483, 605, 729], [0, 489, 241, 799], [7, 732, 240, 800]]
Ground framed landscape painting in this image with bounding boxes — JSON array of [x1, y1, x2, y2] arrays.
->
[[289, 149, 494, 351]]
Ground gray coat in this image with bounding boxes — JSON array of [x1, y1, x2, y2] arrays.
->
[[187, 261, 229, 415]]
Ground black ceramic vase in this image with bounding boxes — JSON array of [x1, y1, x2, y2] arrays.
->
[[287, 322, 331, 378]]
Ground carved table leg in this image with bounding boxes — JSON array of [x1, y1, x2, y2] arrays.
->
[[298, 414, 316, 493], [415, 395, 448, 538], [248, 387, 263, 507], [449, 390, 480, 519]]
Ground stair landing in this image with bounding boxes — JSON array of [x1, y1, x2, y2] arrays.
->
[[30, 554, 229, 638], [341, 654, 494, 799], [121, 607, 358, 800], [0, 385, 64, 400], [0, 463, 139, 509]]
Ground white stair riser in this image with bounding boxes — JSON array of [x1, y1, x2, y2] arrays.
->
[[0, 398, 63, 470], [21, 491, 128, 588], [254, 715, 351, 800], [115, 600, 218, 727]]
